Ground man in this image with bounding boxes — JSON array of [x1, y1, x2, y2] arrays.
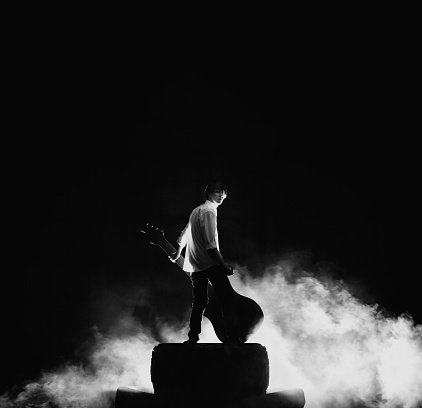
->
[[169, 181, 236, 344]]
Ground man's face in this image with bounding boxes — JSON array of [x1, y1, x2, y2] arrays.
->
[[209, 189, 227, 206]]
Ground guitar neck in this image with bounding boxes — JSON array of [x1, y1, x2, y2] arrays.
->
[[155, 238, 186, 272]]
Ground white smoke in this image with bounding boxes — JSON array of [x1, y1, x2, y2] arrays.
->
[[0, 318, 158, 408], [1, 256, 421, 408], [228, 260, 422, 408]]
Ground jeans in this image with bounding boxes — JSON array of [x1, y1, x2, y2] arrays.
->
[[188, 265, 234, 341]]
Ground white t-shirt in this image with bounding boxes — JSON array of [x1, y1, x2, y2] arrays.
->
[[177, 200, 219, 273]]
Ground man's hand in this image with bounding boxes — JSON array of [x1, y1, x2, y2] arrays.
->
[[222, 263, 234, 276], [168, 252, 180, 263], [169, 245, 184, 264]]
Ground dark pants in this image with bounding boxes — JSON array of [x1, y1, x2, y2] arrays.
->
[[188, 265, 233, 341]]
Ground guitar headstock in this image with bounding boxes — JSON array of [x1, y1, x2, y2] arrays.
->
[[140, 223, 165, 246]]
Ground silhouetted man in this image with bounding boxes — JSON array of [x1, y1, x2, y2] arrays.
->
[[169, 181, 236, 344]]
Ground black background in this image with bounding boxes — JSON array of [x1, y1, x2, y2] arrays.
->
[[4, 18, 420, 395]]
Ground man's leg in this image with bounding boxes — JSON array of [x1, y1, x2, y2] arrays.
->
[[186, 272, 208, 343]]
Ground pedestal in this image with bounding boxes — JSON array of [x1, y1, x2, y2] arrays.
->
[[151, 343, 269, 406], [116, 343, 305, 408]]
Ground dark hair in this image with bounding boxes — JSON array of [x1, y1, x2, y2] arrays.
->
[[204, 181, 227, 200]]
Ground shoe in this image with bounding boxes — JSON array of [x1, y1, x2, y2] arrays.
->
[[183, 338, 198, 344]]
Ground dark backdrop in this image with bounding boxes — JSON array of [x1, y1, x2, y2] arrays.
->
[[5, 28, 419, 394]]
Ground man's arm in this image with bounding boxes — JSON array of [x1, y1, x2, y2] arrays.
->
[[171, 243, 185, 261], [207, 248, 234, 275], [203, 211, 234, 275], [169, 224, 188, 263]]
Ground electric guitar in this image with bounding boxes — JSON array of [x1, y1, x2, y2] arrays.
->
[[140, 223, 264, 343]]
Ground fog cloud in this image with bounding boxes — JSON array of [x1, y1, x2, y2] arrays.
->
[[1, 256, 421, 408]]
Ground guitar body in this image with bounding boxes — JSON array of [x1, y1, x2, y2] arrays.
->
[[204, 284, 264, 343], [141, 224, 264, 343]]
